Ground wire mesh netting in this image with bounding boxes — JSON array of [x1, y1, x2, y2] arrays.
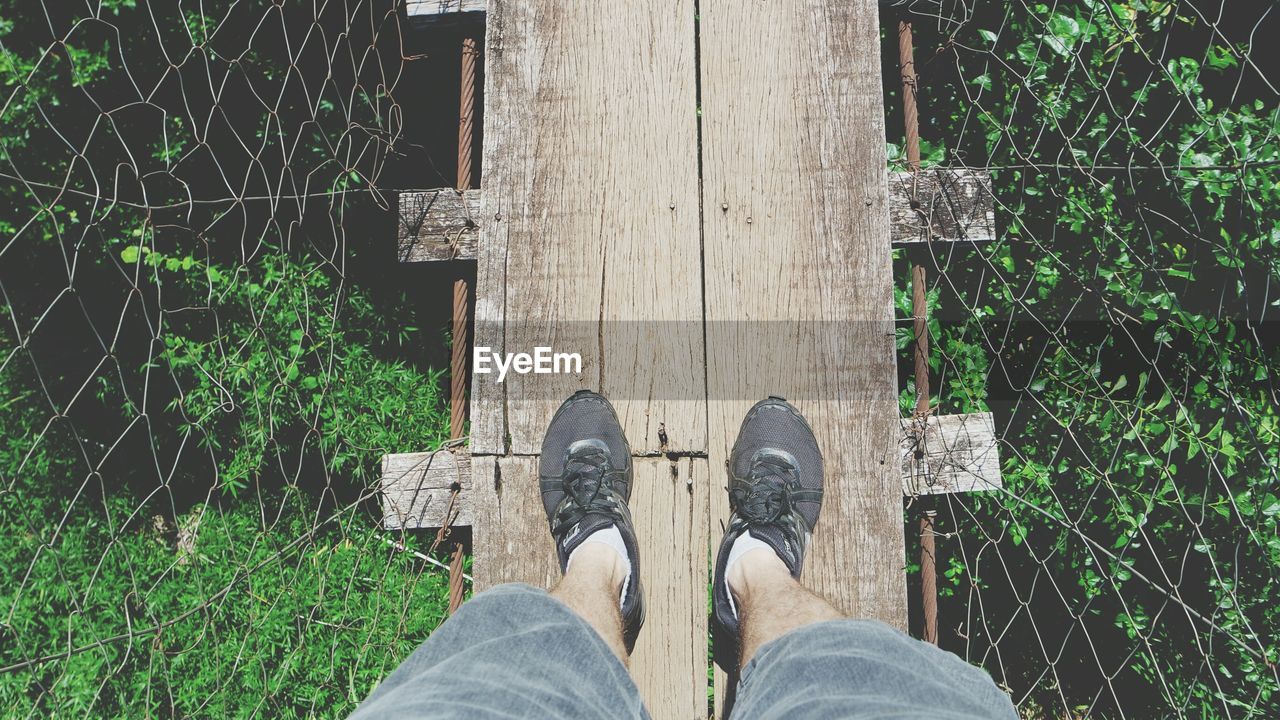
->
[[890, 1, 1278, 717], [0, 0, 1276, 717], [0, 2, 464, 715]]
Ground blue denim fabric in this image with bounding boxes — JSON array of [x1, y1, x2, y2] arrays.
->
[[351, 583, 1016, 719], [351, 584, 648, 719], [732, 619, 1018, 719]]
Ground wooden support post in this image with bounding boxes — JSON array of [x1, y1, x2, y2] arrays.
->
[[405, 0, 485, 21], [385, 415, 1001, 529]]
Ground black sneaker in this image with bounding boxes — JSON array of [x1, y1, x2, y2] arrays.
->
[[539, 390, 645, 651], [711, 396, 824, 665]]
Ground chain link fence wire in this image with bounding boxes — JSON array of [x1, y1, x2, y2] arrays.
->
[[1, 1, 461, 715], [0, 0, 1276, 717], [890, 1, 1277, 717]]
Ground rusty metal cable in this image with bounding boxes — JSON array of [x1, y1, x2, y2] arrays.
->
[[450, 279, 470, 441], [457, 36, 477, 192], [912, 263, 938, 644], [428, 486, 461, 555], [901, 8, 940, 647], [428, 478, 466, 618], [448, 543, 466, 614], [450, 34, 478, 443], [440, 33, 481, 616], [898, 19, 921, 174], [912, 265, 931, 417], [920, 511, 938, 644]]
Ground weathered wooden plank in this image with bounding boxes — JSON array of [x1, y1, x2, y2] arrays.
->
[[380, 412, 1002, 527], [901, 412, 1002, 495], [471, 455, 559, 588], [629, 457, 709, 720], [471, 454, 709, 719], [396, 189, 479, 262], [700, 0, 908, 658], [397, 169, 993, 262], [405, 0, 484, 17], [380, 448, 472, 529], [889, 168, 995, 244], [470, 0, 705, 456]]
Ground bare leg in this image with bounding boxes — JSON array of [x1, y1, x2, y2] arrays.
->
[[549, 542, 630, 664], [729, 547, 843, 666]]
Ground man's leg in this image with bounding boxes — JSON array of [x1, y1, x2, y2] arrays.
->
[[350, 583, 646, 719], [351, 391, 647, 718], [727, 546, 841, 666], [549, 541, 629, 662], [728, 548, 1017, 719], [711, 396, 1016, 719]]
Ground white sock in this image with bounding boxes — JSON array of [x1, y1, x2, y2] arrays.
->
[[566, 525, 631, 606], [724, 531, 773, 618]]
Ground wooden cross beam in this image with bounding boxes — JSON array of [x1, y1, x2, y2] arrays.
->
[[380, 416, 1000, 531], [395, 169, 995, 263], [404, 0, 484, 22]]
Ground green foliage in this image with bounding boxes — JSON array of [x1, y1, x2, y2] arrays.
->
[[132, 246, 450, 497], [0, 244, 456, 715], [0, 484, 453, 717], [0, 1, 458, 715], [897, 1, 1280, 715]]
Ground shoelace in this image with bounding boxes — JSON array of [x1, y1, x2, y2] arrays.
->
[[552, 447, 625, 536], [731, 454, 801, 525]]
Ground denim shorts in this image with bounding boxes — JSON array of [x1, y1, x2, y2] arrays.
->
[[351, 583, 1017, 719]]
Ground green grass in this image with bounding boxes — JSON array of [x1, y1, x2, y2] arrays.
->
[[1, 487, 458, 717], [0, 245, 460, 716]]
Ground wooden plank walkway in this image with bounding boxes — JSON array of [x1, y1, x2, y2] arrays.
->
[[699, 0, 906, 712], [469, 0, 704, 457], [700, 0, 907, 622], [455, 0, 905, 716], [466, 0, 707, 716]]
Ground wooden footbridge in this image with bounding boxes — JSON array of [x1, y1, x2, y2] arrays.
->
[[383, 1, 1000, 716]]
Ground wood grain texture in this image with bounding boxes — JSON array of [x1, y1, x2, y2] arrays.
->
[[888, 168, 995, 244], [397, 170, 992, 263], [397, 190, 479, 262], [471, 455, 561, 589], [469, 0, 704, 456], [405, 0, 484, 17], [381, 448, 473, 529], [629, 457, 709, 720], [471, 454, 709, 719], [700, 0, 907, 641], [901, 412, 1002, 495]]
